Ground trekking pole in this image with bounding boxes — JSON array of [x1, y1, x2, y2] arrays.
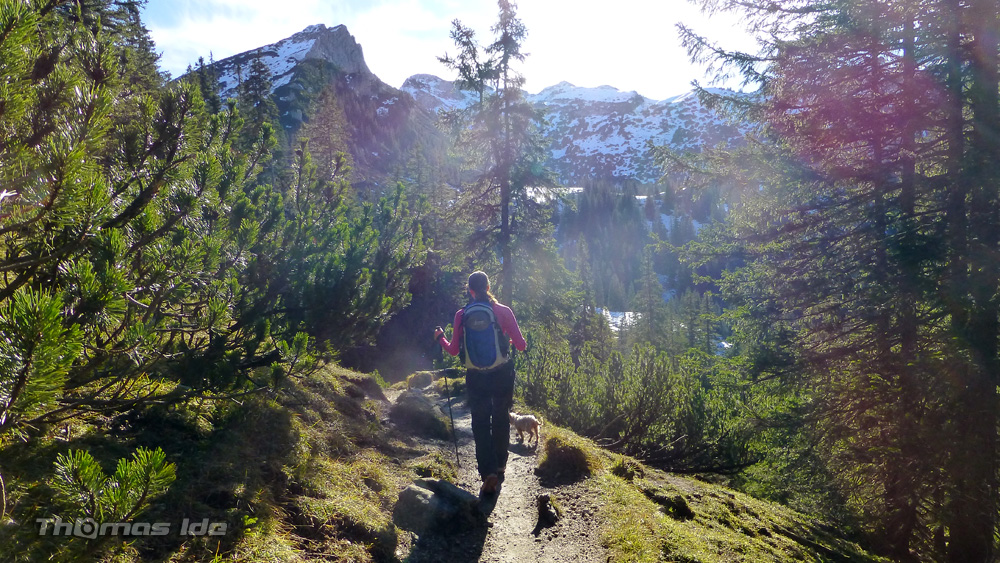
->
[[443, 371, 460, 468], [436, 326, 461, 468]]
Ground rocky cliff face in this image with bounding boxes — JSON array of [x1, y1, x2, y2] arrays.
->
[[211, 24, 373, 100], [203, 24, 442, 189]]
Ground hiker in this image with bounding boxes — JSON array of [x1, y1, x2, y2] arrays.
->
[[434, 271, 527, 495]]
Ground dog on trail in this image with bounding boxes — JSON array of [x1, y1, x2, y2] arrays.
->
[[509, 412, 542, 445]]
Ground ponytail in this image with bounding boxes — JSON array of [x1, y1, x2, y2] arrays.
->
[[468, 270, 498, 304]]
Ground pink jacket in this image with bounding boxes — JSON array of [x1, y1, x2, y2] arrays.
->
[[440, 302, 527, 357]]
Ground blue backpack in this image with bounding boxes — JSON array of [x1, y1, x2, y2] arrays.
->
[[461, 302, 509, 370]]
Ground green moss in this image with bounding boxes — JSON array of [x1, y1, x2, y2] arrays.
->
[[429, 375, 465, 398], [598, 468, 888, 563], [408, 451, 458, 481], [596, 474, 665, 563], [535, 425, 605, 486], [609, 454, 645, 481]]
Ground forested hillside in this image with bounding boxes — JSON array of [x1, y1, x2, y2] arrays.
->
[[1, 0, 999, 562]]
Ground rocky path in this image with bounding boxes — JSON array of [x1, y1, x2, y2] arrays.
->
[[397, 393, 608, 563]]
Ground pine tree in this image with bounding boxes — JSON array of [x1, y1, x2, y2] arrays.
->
[[237, 52, 280, 148], [438, 0, 554, 306], [298, 85, 352, 180], [51, 447, 175, 522], [268, 140, 425, 352], [630, 247, 668, 350], [643, 188, 658, 222], [192, 55, 222, 114], [0, 0, 421, 439]]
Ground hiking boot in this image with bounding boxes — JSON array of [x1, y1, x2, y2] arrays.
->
[[480, 473, 499, 495]]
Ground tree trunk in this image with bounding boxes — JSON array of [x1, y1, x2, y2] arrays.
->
[[500, 172, 513, 306], [884, 16, 920, 560]]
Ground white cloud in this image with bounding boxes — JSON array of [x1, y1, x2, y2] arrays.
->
[[347, 0, 495, 89], [516, 0, 756, 97]]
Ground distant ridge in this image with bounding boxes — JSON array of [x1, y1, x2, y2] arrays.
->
[[195, 24, 746, 185], [402, 75, 746, 183]]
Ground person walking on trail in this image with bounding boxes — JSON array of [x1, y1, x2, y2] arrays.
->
[[434, 271, 527, 496]]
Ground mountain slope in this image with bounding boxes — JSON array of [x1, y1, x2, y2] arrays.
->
[[209, 24, 372, 101]]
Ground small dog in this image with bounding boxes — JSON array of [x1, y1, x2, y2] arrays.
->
[[509, 412, 542, 444]]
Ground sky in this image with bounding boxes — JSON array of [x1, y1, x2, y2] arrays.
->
[[140, 0, 759, 102]]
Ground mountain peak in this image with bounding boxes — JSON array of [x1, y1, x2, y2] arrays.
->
[[294, 23, 370, 76], [210, 23, 371, 99]]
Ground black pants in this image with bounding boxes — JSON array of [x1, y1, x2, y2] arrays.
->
[[466, 361, 515, 480]]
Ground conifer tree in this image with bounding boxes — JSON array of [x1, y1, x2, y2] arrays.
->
[[192, 55, 222, 114], [679, 0, 1000, 558], [237, 53, 280, 148], [298, 86, 352, 180], [631, 247, 668, 350], [439, 0, 554, 306], [272, 141, 425, 351]]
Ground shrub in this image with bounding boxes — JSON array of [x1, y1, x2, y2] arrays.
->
[[51, 447, 176, 522]]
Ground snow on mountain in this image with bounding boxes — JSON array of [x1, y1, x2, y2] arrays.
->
[[197, 24, 441, 188], [400, 74, 479, 113], [405, 77, 746, 184], [535, 81, 647, 104], [209, 24, 373, 101]]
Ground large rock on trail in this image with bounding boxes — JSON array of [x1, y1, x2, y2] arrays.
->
[[392, 478, 482, 534], [389, 390, 451, 439]]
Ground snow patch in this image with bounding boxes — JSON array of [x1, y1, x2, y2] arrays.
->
[[215, 34, 316, 99], [526, 186, 583, 203], [597, 309, 639, 332]]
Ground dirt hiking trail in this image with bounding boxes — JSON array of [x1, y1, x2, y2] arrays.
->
[[397, 392, 609, 563]]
